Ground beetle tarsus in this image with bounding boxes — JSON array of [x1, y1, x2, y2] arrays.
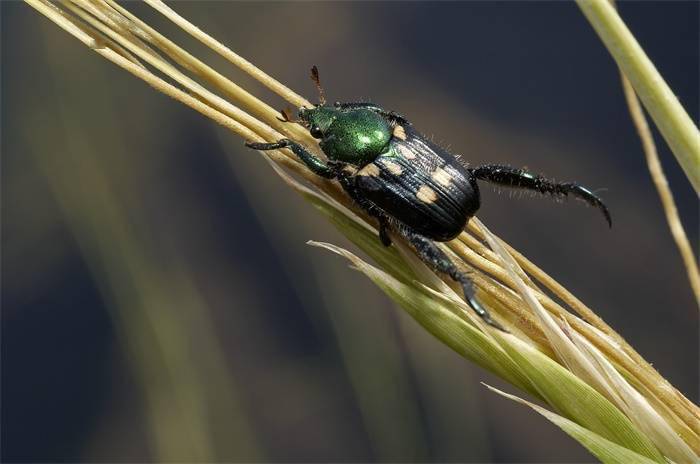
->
[[401, 229, 507, 332], [245, 139, 292, 151], [460, 280, 508, 332], [470, 164, 612, 227]]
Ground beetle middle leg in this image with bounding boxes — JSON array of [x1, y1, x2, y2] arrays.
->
[[338, 175, 393, 247], [470, 164, 611, 227], [398, 228, 506, 331]]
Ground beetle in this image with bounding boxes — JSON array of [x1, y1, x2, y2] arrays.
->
[[246, 67, 611, 330]]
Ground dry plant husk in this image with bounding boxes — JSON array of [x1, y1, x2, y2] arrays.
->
[[25, 1, 700, 462]]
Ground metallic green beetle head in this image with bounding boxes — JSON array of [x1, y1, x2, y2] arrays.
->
[[298, 105, 337, 139]]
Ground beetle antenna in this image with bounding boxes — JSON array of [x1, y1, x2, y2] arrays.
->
[[310, 65, 326, 106]]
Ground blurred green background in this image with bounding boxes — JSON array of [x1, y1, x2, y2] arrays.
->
[[2, 1, 698, 462]]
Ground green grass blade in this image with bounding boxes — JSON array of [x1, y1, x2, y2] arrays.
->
[[481, 223, 694, 462], [495, 336, 665, 462], [485, 385, 662, 464], [307, 240, 535, 395], [576, 0, 700, 192]]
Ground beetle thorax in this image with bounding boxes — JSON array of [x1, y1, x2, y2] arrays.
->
[[320, 108, 391, 166]]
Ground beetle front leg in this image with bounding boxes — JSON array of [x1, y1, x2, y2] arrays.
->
[[399, 228, 506, 331], [246, 139, 336, 179], [470, 164, 611, 227]]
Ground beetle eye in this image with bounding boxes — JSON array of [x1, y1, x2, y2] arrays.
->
[[310, 126, 323, 138]]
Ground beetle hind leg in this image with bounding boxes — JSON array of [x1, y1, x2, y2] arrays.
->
[[470, 164, 612, 227], [400, 229, 506, 331]]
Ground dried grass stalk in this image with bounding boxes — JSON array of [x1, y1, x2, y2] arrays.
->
[[25, 1, 699, 461]]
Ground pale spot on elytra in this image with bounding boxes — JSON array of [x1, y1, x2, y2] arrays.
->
[[416, 185, 438, 203], [359, 163, 380, 177], [393, 125, 407, 141], [431, 167, 452, 187], [342, 165, 358, 175], [397, 144, 416, 160], [384, 160, 403, 176]]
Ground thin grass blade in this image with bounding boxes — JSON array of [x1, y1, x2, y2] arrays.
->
[[485, 385, 662, 464]]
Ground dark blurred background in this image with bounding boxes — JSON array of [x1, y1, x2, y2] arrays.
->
[[2, 1, 698, 462]]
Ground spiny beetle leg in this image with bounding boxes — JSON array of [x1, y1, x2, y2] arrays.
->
[[338, 176, 393, 247], [245, 140, 291, 151], [400, 228, 507, 332], [470, 164, 611, 227], [378, 220, 392, 247], [246, 139, 336, 179]]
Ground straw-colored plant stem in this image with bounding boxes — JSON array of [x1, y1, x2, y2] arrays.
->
[[25, 1, 699, 462], [600, 0, 700, 308], [618, 73, 700, 306], [576, 0, 700, 193]]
